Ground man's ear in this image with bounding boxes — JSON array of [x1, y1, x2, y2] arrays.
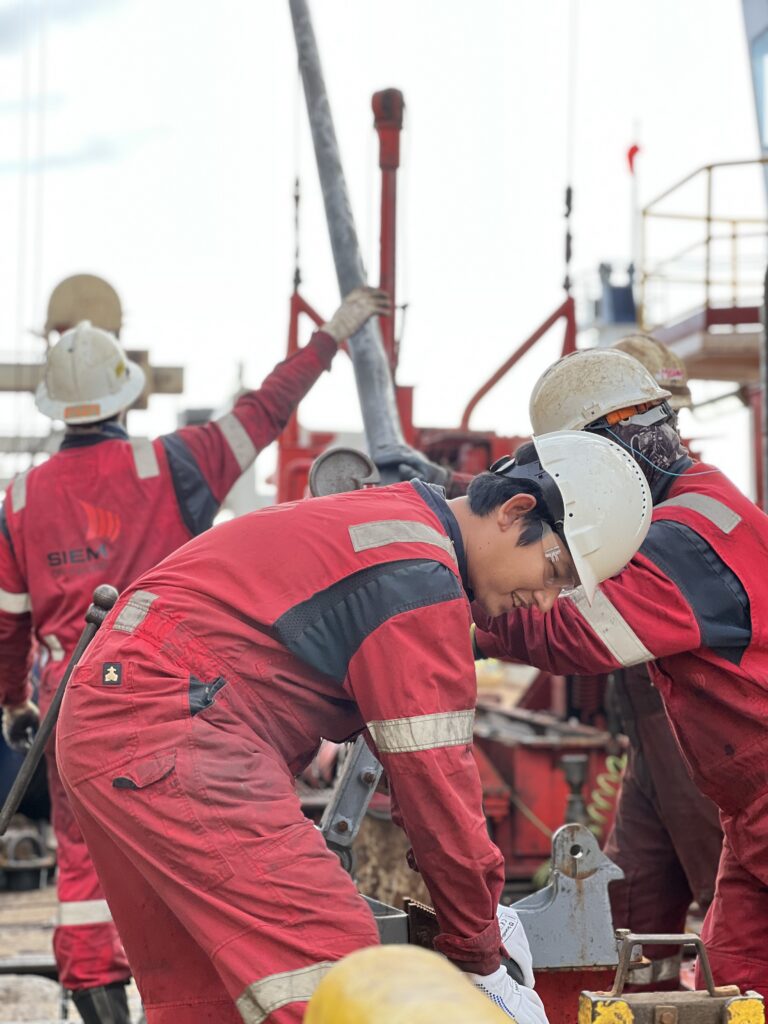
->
[[497, 493, 537, 531]]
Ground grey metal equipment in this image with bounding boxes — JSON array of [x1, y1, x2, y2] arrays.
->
[[363, 896, 408, 945], [288, 0, 418, 476], [512, 823, 625, 969], [319, 735, 383, 874], [308, 447, 380, 498], [0, 584, 119, 835]]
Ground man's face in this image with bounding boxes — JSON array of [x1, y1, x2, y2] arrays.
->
[[469, 498, 579, 618]]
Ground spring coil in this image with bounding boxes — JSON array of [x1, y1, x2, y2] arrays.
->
[[586, 753, 627, 838]]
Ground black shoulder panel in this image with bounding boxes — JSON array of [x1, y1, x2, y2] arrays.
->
[[274, 557, 464, 682], [160, 433, 219, 536], [0, 503, 10, 545], [640, 519, 751, 664]]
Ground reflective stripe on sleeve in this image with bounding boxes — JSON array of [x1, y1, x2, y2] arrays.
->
[[366, 709, 474, 754], [217, 412, 258, 472], [11, 470, 29, 513], [567, 588, 652, 667], [57, 898, 113, 926], [349, 520, 457, 563], [237, 963, 333, 1024], [0, 588, 31, 614], [113, 590, 158, 634], [656, 493, 741, 534], [42, 634, 65, 661], [130, 438, 160, 479]]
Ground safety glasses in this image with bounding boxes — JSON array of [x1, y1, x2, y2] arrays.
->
[[540, 522, 580, 597]]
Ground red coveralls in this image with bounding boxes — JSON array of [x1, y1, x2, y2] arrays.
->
[[603, 664, 722, 984], [56, 480, 506, 1023], [475, 463, 768, 996], [0, 331, 337, 993]]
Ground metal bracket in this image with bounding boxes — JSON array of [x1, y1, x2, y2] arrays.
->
[[319, 736, 383, 873], [512, 823, 624, 968]]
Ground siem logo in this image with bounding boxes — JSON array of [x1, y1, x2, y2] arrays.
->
[[45, 501, 120, 571], [77, 500, 121, 543], [47, 544, 107, 567]]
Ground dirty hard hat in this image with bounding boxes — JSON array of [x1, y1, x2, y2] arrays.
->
[[492, 430, 652, 602], [613, 334, 692, 411], [529, 348, 672, 434], [35, 321, 146, 425]]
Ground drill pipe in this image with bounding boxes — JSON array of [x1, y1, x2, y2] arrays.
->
[[289, 0, 414, 471]]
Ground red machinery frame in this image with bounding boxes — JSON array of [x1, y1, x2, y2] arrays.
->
[[276, 88, 577, 504]]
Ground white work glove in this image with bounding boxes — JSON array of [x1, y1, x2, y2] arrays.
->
[[321, 286, 391, 343], [2, 699, 40, 752], [497, 903, 535, 988], [469, 966, 549, 1024]]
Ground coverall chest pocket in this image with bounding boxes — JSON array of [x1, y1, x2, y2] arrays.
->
[[112, 748, 235, 892]]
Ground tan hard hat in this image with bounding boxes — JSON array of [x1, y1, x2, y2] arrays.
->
[[45, 274, 122, 336], [529, 349, 672, 434], [495, 430, 652, 602], [613, 334, 692, 411], [35, 321, 145, 425]]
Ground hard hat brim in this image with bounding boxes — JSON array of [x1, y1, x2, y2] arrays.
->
[[35, 357, 146, 424]]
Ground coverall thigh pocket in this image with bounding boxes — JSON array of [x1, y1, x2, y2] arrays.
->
[[112, 748, 234, 892], [58, 664, 139, 786]]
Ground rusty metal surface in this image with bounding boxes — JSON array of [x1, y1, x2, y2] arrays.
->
[[352, 816, 430, 908]]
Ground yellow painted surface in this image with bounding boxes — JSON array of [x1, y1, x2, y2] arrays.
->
[[577, 995, 634, 1024], [304, 946, 511, 1024], [727, 999, 766, 1024]]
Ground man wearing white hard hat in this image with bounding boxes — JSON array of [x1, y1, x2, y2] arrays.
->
[[474, 345, 768, 999], [0, 287, 389, 1024], [57, 430, 650, 1024]]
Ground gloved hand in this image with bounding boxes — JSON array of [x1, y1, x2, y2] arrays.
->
[[497, 903, 535, 988], [321, 286, 391, 343], [374, 446, 452, 488], [469, 966, 549, 1024], [2, 699, 40, 752]]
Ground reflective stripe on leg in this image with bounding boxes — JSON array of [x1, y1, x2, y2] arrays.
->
[[237, 963, 334, 1023], [58, 899, 113, 926]]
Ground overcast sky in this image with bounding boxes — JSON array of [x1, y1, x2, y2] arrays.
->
[[0, 0, 762, 494]]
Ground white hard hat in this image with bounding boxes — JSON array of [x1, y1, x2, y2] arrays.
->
[[529, 349, 672, 434], [35, 321, 146, 425], [493, 430, 652, 603]]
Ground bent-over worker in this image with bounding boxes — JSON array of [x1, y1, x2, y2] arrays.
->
[[57, 430, 651, 1023], [475, 347, 768, 998]]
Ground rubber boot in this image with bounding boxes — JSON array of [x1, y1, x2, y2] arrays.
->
[[72, 983, 131, 1024]]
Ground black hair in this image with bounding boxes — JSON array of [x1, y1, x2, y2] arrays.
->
[[467, 450, 555, 547]]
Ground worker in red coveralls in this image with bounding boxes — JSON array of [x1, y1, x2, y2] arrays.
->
[[599, 336, 722, 989], [474, 346, 768, 998], [0, 285, 388, 1024], [57, 430, 651, 1024]]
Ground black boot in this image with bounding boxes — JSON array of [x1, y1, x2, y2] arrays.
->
[[72, 983, 131, 1024]]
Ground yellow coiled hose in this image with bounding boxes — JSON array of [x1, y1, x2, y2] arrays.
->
[[586, 753, 627, 838]]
